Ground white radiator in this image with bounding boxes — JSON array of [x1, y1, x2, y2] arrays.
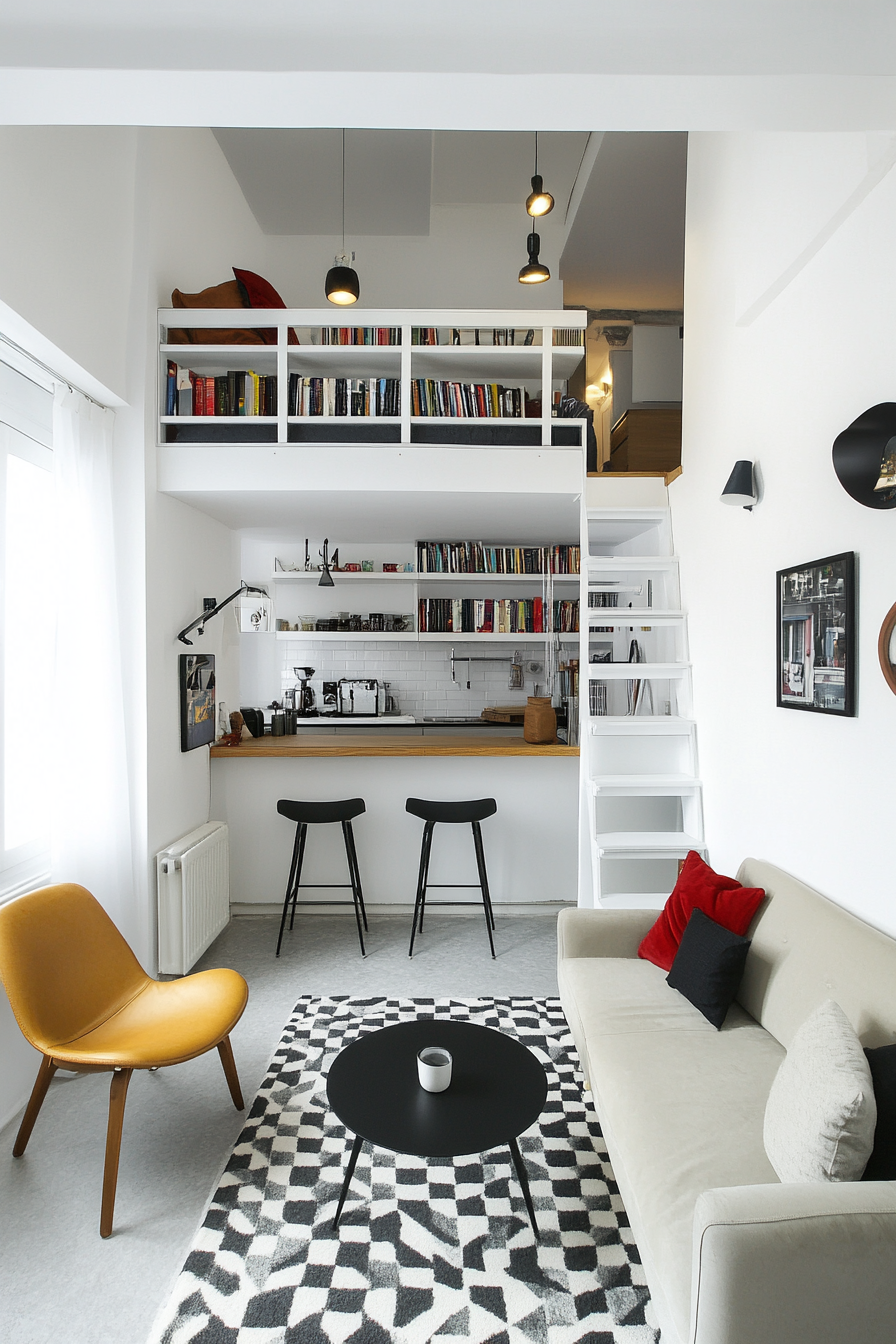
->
[[156, 822, 230, 975]]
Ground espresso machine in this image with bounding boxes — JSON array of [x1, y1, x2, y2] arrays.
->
[[291, 666, 316, 716]]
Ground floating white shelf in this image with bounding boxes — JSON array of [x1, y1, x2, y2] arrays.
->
[[275, 630, 413, 641], [272, 570, 415, 581], [273, 630, 578, 643], [271, 570, 580, 583]]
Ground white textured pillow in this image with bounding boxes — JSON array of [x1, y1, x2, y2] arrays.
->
[[763, 999, 876, 1182]]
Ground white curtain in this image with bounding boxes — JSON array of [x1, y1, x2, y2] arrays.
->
[[50, 387, 133, 921]]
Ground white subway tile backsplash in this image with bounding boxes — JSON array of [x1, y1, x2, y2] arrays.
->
[[268, 638, 544, 719]]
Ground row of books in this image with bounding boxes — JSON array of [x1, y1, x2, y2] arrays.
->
[[552, 328, 585, 346], [165, 363, 276, 417], [418, 597, 579, 634], [310, 327, 401, 346], [287, 375, 400, 417], [416, 541, 581, 575], [412, 328, 536, 347], [411, 380, 522, 419]]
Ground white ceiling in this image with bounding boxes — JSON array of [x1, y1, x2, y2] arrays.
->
[[160, 489, 581, 544], [560, 133, 688, 310], [2, 1, 895, 74], [212, 129, 589, 237]]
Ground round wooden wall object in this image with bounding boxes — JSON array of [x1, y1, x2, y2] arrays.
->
[[878, 601, 896, 695], [832, 402, 896, 509]]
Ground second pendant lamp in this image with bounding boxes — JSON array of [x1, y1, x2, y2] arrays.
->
[[325, 130, 360, 306], [519, 228, 550, 284]]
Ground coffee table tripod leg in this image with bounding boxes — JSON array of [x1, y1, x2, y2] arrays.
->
[[508, 1137, 539, 1240], [333, 1133, 364, 1229]]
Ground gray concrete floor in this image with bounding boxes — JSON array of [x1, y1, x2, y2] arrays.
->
[[0, 911, 559, 1344]]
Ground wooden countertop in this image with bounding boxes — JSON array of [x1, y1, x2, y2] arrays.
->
[[210, 733, 578, 758]]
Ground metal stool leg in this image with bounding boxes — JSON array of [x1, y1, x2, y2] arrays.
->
[[342, 820, 367, 957], [418, 821, 434, 932], [276, 821, 307, 956], [288, 823, 308, 931], [343, 820, 369, 931], [408, 821, 434, 956], [472, 821, 497, 958]]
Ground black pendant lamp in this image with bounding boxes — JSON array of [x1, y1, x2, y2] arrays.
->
[[525, 132, 554, 217], [325, 131, 360, 306], [518, 228, 550, 284]]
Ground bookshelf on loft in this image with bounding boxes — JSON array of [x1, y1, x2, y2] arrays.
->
[[158, 308, 586, 450]]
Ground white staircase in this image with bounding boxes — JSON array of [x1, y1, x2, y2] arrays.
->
[[578, 493, 704, 909]]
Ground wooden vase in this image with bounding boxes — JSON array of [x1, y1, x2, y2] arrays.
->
[[523, 696, 557, 744]]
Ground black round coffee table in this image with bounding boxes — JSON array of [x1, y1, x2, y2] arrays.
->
[[326, 1019, 548, 1238]]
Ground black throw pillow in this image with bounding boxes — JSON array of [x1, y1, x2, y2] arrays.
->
[[666, 907, 751, 1029], [862, 1044, 896, 1180]]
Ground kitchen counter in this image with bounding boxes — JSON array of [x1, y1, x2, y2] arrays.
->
[[210, 732, 577, 758]]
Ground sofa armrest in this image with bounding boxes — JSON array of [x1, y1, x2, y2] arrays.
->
[[690, 1181, 896, 1344], [557, 906, 656, 961]]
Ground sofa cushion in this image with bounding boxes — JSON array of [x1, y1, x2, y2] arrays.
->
[[763, 1000, 876, 1182], [559, 955, 783, 1343], [863, 1044, 896, 1180], [639, 850, 765, 972], [667, 908, 751, 1029], [232, 267, 299, 344], [169, 279, 265, 346]]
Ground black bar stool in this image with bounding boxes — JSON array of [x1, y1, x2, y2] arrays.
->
[[406, 797, 497, 959], [275, 798, 368, 957]]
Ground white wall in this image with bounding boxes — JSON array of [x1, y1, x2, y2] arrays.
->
[[0, 126, 263, 1123], [673, 132, 896, 935], [262, 203, 565, 308]]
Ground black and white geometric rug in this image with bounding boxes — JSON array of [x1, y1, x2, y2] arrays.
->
[[147, 997, 657, 1344]]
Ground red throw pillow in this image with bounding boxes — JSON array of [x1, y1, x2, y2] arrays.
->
[[232, 268, 298, 344], [638, 851, 765, 972]]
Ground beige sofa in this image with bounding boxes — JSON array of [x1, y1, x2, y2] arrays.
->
[[557, 858, 896, 1344]]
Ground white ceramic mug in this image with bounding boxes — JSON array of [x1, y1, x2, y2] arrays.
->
[[417, 1046, 452, 1093]]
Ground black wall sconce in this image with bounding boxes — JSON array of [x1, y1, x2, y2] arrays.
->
[[720, 460, 758, 510]]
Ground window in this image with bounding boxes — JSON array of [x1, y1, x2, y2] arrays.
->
[[0, 355, 53, 899]]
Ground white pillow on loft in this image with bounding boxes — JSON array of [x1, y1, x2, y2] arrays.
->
[[763, 999, 876, 1183]]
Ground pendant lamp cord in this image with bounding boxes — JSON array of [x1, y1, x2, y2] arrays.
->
[[342, 128, 346, 256], [534, 129, 538, 177]]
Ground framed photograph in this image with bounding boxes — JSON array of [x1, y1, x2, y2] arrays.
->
[[776, 552, 856, 716], [179, 653, 216, 751]]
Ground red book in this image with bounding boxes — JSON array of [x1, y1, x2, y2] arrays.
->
[[534, 597, 543, 633], [205, 378, 214, 416]]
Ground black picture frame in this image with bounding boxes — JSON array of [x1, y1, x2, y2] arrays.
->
[[776, 552, 856, 717], [179, 653, 216, 751]]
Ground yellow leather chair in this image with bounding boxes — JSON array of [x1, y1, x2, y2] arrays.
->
[[0, 882, 249, 1237]]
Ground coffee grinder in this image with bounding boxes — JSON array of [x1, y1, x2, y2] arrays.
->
[[293, 666, 316, 716]]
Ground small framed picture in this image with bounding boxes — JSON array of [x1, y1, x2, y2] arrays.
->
[[179, 653, 216, 751], [776, 552, 856, 716]]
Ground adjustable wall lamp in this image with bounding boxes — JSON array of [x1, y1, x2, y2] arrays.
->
[[177, 582, 269, 645]]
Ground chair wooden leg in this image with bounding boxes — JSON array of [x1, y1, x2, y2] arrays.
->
[[100, 1068, 132, 1238], [217, 1036, 245, 1110], [13, 1055, 57, 1157]]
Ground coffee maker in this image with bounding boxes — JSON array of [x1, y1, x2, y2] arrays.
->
[[292, 666, 316, 716]]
